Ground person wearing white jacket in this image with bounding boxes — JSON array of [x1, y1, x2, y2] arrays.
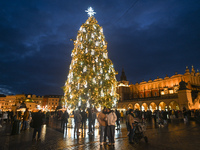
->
[[106, 108, 117, 146]]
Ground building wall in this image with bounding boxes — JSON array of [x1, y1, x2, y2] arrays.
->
[[25, 102, 38, 111], [117, 67, 200, 110], [117, 94, 179, 111], [0, 95, 6, 110], [5, 95, 16, 111], [1, 94, 64, 112], [47, 95, 62, 111], [42, 96, 48, 109], [28, 94, 43, 106], [15, 94, 26, 103]]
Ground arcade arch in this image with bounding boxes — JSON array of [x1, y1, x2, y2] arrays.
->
[[159, 102, 167, 110], [169, 101, 180, 110], [128, 104, 133, 109], [134, 103, 140, 110], [149, 102, 157, 112], [141, 103, 148, 111]]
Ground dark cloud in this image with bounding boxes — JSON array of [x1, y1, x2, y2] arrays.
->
[[0, 0, 200, 95]]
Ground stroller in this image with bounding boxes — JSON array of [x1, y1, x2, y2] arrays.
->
[[133, 122, 148, 143]]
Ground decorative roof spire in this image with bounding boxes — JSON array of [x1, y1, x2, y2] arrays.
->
[[191, 65, 195, 73], [120, 68, 127, 81], [185, 66, 189, 72], [196, 69, 200, 76]]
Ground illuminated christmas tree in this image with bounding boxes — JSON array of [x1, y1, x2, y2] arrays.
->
[[64, 7, 118, 109]]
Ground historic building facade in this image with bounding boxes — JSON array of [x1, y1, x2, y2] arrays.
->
[[0, 93, 63, 112], [46, 95, 63, 111], [0, 94, 6, 110], [117, 66, 200, 111]]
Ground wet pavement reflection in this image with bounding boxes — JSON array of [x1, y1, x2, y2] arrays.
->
[[0, 118, 200, 150]]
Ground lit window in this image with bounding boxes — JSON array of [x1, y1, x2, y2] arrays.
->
[[169, 90, 173, 94], [161, 91, 165, 95]]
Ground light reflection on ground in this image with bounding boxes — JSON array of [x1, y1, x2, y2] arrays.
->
[[2, 117, 199, 149]]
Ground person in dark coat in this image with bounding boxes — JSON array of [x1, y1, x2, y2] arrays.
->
[[62, 111, 69, 133], [91, 109, 96, 130], [115, 109, 120, 130], [32, 110, 44, 141], [87, 107, 93, 135], [45, 111, 50, 126], [74, 109, 82, 137], [81, 110, 87, 129]]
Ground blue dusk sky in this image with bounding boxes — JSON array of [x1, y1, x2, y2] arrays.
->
[[0, 0, 200, 95]]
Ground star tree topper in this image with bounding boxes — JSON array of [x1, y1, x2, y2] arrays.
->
[[85, 7, 96, 17]]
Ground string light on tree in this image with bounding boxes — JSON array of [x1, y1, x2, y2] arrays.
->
[[63, 7, 118, 109]]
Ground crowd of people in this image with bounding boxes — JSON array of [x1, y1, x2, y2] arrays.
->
[[0, 111, 13, 127], [0, 108, 46, 141], [58, 107, 121, 146], [1, 106, 200, 145]]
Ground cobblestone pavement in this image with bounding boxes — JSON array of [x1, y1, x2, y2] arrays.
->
[[0, 118, 200, 150]]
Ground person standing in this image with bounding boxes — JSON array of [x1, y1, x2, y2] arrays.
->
[[107, 109, 117, 146], [32, 110, 44, 141], [22, 108, 30, 131], [97, 107, 107, 146], [87, 107, 93, 135], [62, 110, 69, 133], [92, 109, 96, 131], [74, 110, 82, 137], [0, 110, 2, 127], [120, 111, 124, 123], [45, 111, 50, 126], [10, 111, 14, 124], [115, 109, 120, 130], [128, 109, 139, 144], [81, 109, 87, 129], [163, 110, 168, 125], [2, 111, 8, 123], [18, 111, 22, 120], [183, 107, 188, 123]]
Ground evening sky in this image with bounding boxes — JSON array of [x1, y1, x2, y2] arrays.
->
[[1, 0, 200, 95]]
